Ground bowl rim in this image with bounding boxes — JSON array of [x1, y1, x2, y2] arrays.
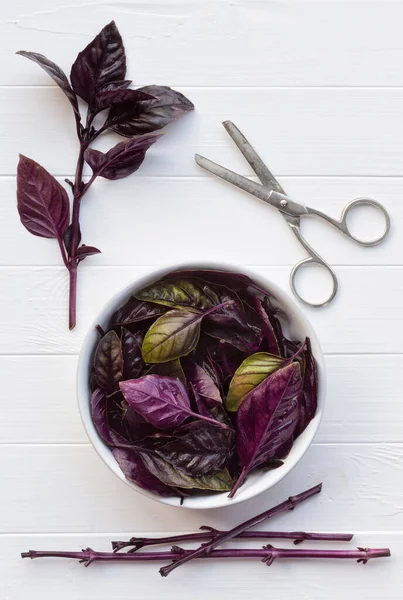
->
[[77, 261, 326, 510]]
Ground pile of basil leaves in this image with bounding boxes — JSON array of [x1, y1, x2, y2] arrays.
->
[[90, 269, 318, 499]]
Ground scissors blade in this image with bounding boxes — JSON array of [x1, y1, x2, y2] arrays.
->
[[195, 154, 307, 217], [195, 153, 274, 205], [222, 120, 286, 194]]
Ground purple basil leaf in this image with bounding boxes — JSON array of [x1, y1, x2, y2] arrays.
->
[[76, 244, 101, 263], [262, 296, 286, 357], [250, 295, 280, 355], [94, 88, 155, 113], [107, 85, 194, 137], [156, 426, 232, 476], [120, 375, 204, 430], [231, 362, 302, 496], [17, 51, 80, 117], [182, 358, 222, 406], [109, 296, 167, 327], [203, 303, 261, 353], [84, 133, 161, 180], [99, 79, 132, 92], [17, 155, 70, 239], [138, 451, 233, 492], [70, 21, 126, 103], [165, 268, 256, 293], [94, 330, 123, 392], [112, 447, 175, 496], [135, 277, 217, 311], [147, 359, 187, 387], [63, 223, 81, 258], [121, 328, 143, 380], [295, 338, 318, 437], [91, 387, 114, 444]]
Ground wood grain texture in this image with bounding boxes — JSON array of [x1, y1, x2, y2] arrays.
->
[[1, 355, 402, 444], [1, 176, 398, 266], [1, 533, 400, 600], [2, 87, 403, 177], [3, 0, 403, 87], [1, 444, 402, 533], [0, 266, 401, 354]]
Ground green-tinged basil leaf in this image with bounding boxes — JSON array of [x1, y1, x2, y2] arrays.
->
[[140, 299, 238, 364], [147, 359, 187, 386], [226, 352, 284, 412], [139, 452, 233, 491], [94, 330, 123, 392], [135, 278, 218, 311]]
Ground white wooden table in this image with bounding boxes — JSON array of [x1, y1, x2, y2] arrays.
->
[[1, 1, 402, 598]]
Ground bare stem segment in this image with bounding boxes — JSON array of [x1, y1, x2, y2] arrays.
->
[[112, 529, 353, 553], [158, 482, 322, 576]]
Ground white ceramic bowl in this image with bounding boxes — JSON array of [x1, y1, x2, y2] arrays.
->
[[77, 263, 325, 509]]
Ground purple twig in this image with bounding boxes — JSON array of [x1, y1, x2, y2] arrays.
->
[[21, 546, 390, 568], [112, 529, 353, 553], [159, 482, 322, 577]]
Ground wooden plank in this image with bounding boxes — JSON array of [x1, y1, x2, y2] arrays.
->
[[1, 355, 402, 444], [1, 444, 401, 532], [3, 1, 403, 87], [2, 87, 403, 177], [0, 266, 400, 354], [1, 176, 398, 266], [1, 532, 400, 600]]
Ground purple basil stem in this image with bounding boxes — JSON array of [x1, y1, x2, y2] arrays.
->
[[17, 22, 193, 330], [230, 362, 302, 498]]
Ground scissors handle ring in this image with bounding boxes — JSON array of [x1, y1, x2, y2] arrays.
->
[[290, 256, 338, 308]]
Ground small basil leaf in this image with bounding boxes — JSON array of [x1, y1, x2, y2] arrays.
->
[[139, 452, 233, 491], [231, 363, 302, 496], [17, 155, 70, 239], [147, 359, 187, 387], [70, 21, 126, 102], [112, 448, 176, 496], [63, 223, 81, 258], [226, 352, 285, 412], [17, 51, 80, 117], [156, 426, 232, 476], [76, 245, 101, 263], [107, 85, 194, 137], [94, 330, 123, 392], [121, 328, 144, 380], [84, 133, 161, 180]]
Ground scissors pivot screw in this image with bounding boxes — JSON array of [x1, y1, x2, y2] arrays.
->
[[280, 199, 288, 207]]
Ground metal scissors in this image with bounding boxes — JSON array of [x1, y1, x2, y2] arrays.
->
[[195, 121, 390, 308]]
